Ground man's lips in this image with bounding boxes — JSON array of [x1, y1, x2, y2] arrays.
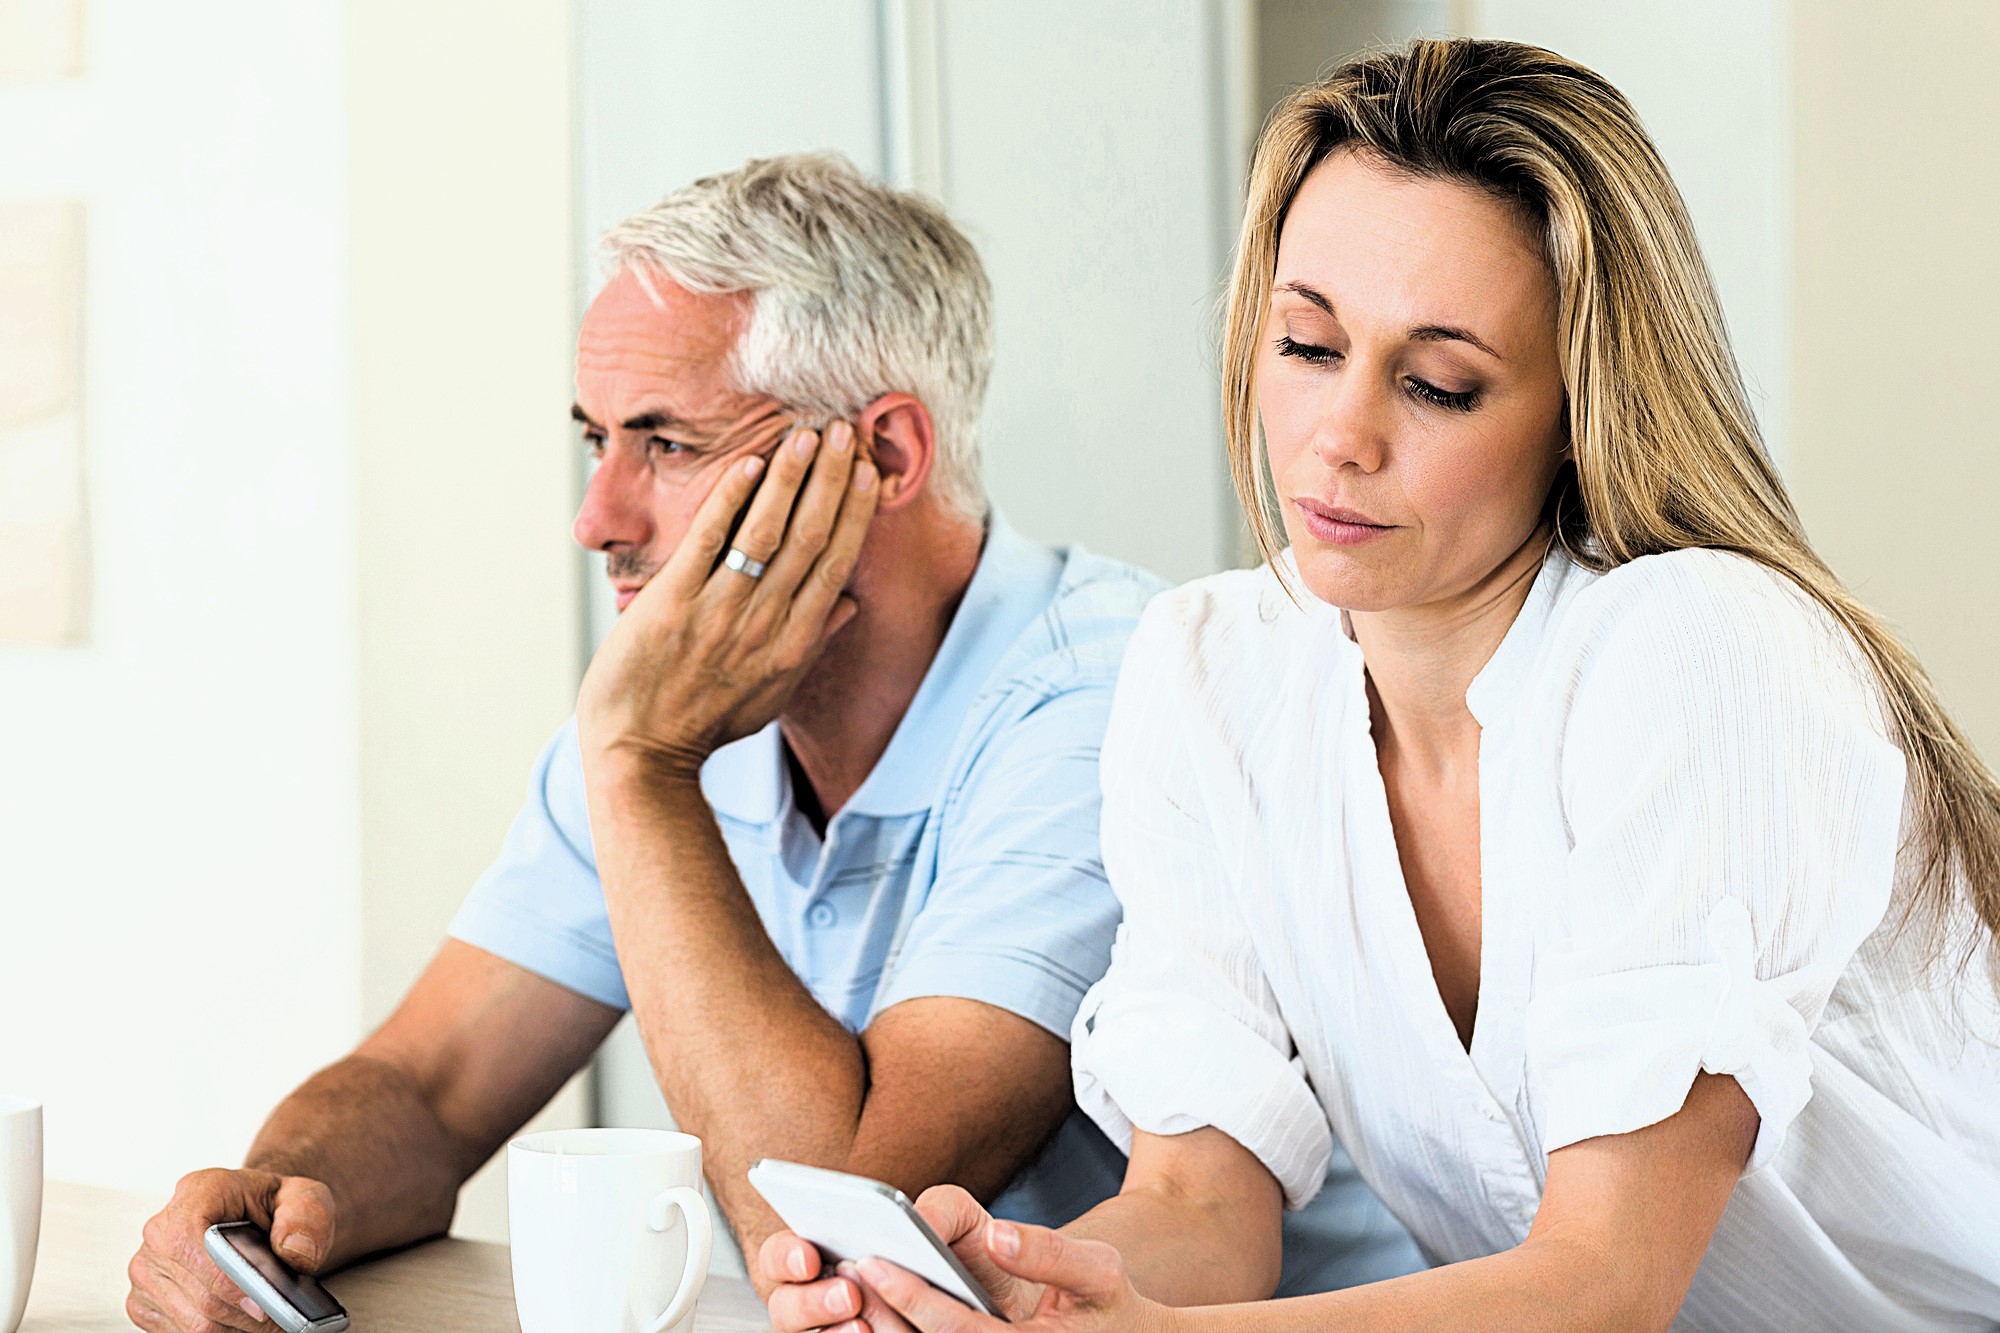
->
[[613, 582, 644, 610], [1294, 497, 1396, 547]]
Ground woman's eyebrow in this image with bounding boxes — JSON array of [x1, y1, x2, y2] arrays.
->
[[1410, 324, 1504, 361], [1278, 281, 1505, 362], [1277, 280, 1336, 316]]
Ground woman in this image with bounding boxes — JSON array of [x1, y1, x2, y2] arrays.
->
[[763, 38, 2000, 1332]]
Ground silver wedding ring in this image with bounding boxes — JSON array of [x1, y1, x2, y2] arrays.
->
[[722, 547, 767, 580]]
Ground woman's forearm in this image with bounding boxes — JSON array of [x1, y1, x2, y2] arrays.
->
[[1179, 1233, 1656, 1333], [1066, 1182, 1283, 1307]]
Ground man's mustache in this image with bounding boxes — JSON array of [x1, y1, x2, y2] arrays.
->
[[607, 549, 656, 583]]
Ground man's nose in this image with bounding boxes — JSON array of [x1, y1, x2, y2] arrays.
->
[[572, 449, 653, 552], [1308, 369, 1391, 475]]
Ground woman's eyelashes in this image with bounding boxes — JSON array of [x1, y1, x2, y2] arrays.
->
[[1275, 333, 1337, 366], [1273, 335, 1483, 413], [1404, 377, 1481, 412]]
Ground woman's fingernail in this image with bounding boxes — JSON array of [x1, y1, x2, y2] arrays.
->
[[989, 1220, 1020, 1257], [856, 1257, 892, 1287], [854, 463, 877, 492], [239, 1296, 269, 1322], [793, 430, 818, 458], [743, 455, 765, 477], [830, 423, 855, 454]]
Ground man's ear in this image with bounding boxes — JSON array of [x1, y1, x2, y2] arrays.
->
[[853, 393, 935, 511]]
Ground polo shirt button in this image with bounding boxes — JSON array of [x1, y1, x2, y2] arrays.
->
[[808, 903, 838, 928]]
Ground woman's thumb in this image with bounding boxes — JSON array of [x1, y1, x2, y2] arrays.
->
[[984, 1220, 1123, 1301]]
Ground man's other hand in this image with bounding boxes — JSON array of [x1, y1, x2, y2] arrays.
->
[[127, 1167, 336, 1332]]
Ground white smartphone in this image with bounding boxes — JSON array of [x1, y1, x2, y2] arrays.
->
[[747, 1159, 1008, 1319], [202, 1222, 350, 1333]]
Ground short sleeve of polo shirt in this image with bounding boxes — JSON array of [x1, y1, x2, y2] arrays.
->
[[867, 671, 1125, 1042], [447, 717, 632, 1011]]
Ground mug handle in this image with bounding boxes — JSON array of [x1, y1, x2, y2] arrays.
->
[[643, 1185, 713, 1333]]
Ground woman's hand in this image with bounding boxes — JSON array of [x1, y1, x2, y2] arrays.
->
[[762, 1186, 1043, 1333], [852, 1213, 1177, 1333]]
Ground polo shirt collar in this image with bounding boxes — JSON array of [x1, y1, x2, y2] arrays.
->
[[699, 512, 1061, 826]]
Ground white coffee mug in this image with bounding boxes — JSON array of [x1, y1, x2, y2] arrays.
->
[[507, 1128, 712, 1333], [0, 1096, 42, 1333]]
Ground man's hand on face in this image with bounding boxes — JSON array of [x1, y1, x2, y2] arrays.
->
[[128, 1167, 336, 1331], [576, 419, 880, 780]]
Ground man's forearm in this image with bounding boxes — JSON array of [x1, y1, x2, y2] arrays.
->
[[589, 763, 876, 1283], [245, 1055, 478, 1268]]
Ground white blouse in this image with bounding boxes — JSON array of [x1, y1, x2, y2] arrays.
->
[[1073, 547, 2000, 1332]]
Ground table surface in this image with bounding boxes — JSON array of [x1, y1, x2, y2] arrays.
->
[[22, 1180, 771, 1332]]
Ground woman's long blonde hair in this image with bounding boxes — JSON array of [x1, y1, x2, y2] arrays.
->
[[1222, 38, 2000, 973]]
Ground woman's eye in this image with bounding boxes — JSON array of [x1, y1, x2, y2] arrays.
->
[[1405, 377, 1480, 412], [1275, 334, 1337, 366]]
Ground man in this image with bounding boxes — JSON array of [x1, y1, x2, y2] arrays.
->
[[124, 153, 1163, 1333]]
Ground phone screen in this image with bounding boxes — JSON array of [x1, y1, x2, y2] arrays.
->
[[217, 1225, 345, 1323]]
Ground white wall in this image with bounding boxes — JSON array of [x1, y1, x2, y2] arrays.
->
[[0, 0, 362, 1191], [934, 0, 1244, 583], [0, 1, 584, 1240], [347, 0, 588, 1242], [1788, 0, 2000, 765], [1461, 0, 1793, 466]]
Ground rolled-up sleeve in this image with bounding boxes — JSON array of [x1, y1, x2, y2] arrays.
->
[[1071, 606, 1334, 1211], [1528, 560, 1908, 1171], [448, 718, 631, 1012]]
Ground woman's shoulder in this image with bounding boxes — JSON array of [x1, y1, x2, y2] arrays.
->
[[1122, 557, 1344, 704], [1549, 546, 1882, 720]]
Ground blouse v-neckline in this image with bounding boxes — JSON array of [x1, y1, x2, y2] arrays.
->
[[1327, 551, 1575, 1112]]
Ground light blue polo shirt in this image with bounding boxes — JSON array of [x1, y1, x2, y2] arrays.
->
[[450, 515, 1166, 1228]]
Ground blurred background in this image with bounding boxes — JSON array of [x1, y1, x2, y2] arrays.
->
[[2, 0, 1995, 1257]]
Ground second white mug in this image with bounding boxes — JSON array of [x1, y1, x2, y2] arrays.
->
[[508, 1127, 712, 1333]]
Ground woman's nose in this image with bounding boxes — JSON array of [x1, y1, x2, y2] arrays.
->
[[1308, 372, 1391, 474]]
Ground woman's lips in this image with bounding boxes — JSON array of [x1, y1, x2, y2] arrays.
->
[[1295, 498, 1396, 547]]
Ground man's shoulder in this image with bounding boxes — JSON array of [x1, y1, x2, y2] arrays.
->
[[980, 545, 1169, 702]]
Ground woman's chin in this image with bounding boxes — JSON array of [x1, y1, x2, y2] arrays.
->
[[1292, 547, 1407, 614]]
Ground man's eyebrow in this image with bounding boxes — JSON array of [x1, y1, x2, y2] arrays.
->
[[620, 408, 696, 432], [568, 402, 698, 432], [1276, 281, 1504, 361]]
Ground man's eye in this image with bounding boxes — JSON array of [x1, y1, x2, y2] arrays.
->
[[582, 431, 605, 454], [648, 436, 689, 456]]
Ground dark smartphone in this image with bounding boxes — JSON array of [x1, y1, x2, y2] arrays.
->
[[202, 1221, 350, 1332]]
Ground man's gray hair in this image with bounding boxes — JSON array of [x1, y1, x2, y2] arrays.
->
[[599, 152, 993, 520]]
